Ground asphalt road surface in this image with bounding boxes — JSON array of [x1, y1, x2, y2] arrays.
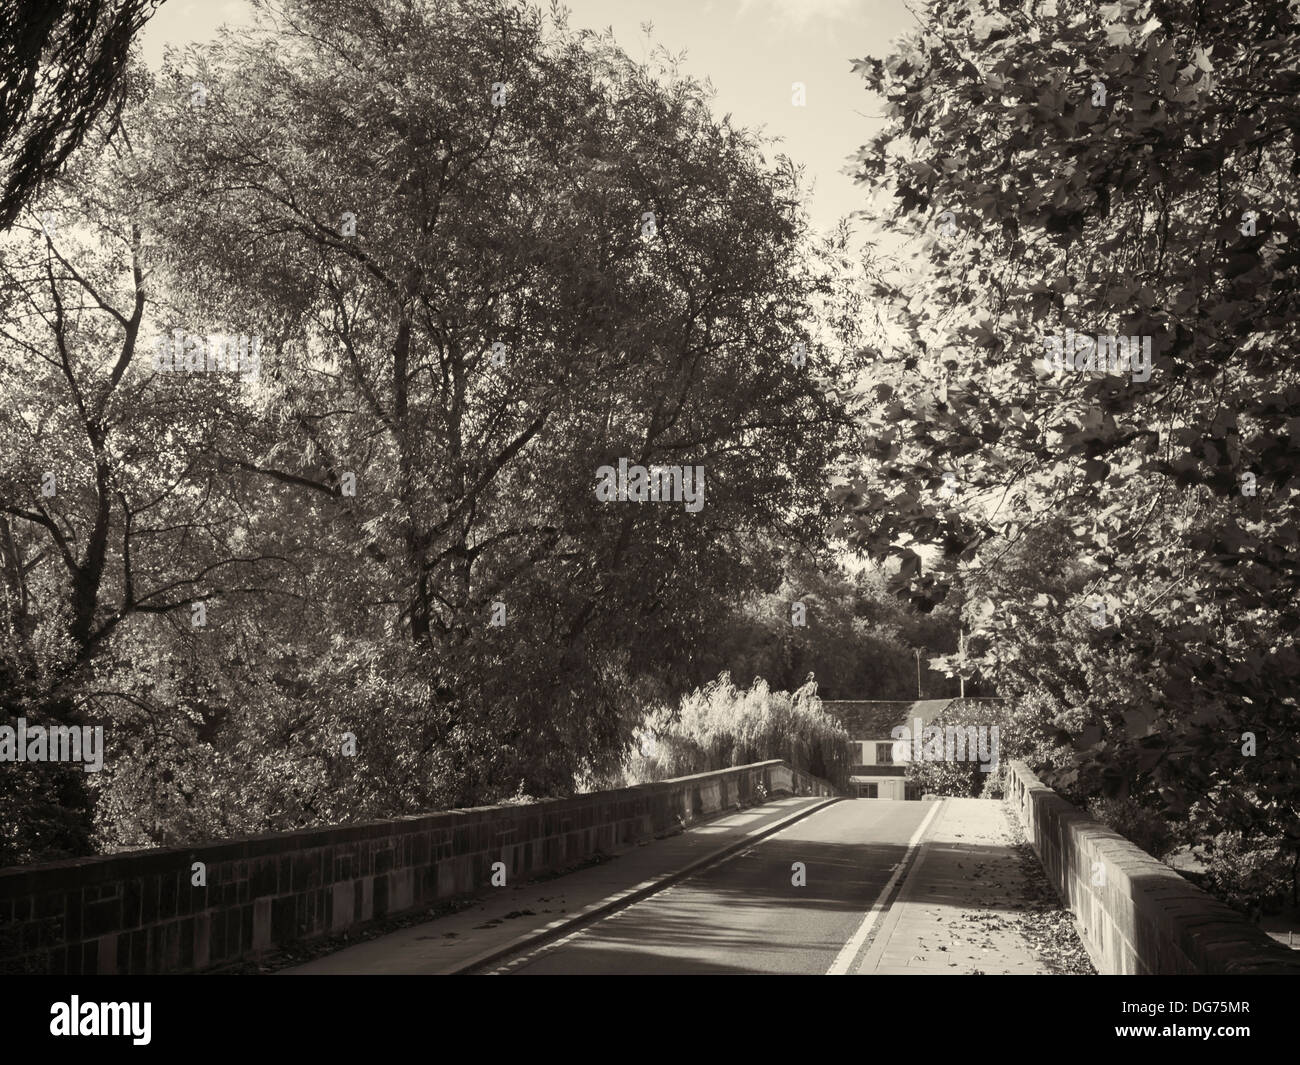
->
[[495, 798, 937, 975]]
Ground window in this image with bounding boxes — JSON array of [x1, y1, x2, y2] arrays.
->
[[859, 783, 878, 799], [875, 742, 894, 765], [848, 741, 865, 765]]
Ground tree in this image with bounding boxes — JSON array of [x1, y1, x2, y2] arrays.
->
[[1, 0, 867, 860], [134, 0, 866, 800], [837, 0, 1300, 888], [0, 61, 286, 860], [692, 541, 970, 700]]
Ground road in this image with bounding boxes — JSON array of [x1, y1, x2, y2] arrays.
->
[[494, 799, 937, 975]]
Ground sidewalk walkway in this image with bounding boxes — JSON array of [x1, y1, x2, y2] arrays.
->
[[286, 795, 835, 974], [856, 798, 1054, 974]]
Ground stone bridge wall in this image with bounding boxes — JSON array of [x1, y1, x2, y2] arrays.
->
[[1007, 761, 1300, 974], [0, 760, 834, 974]]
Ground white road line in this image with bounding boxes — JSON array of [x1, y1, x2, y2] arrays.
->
[[824, 799, 945, 976]]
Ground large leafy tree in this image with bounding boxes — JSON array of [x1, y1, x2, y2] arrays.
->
[[141, 0, 863, 799], [0, 0, 865, 860], [141, 0, 857, 801], [837, 0, 1300, 877]]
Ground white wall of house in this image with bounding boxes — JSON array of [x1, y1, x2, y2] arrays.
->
[[849, 738, 909, 799], [849, 776, 906, 800]]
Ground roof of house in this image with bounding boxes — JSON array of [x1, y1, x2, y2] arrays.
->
[[817, 698, 956, 740]]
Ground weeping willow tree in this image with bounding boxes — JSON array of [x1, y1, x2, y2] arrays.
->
[[0, 0, 162, 231]]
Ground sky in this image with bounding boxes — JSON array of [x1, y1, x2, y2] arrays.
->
[[136, 0, 920, 234]]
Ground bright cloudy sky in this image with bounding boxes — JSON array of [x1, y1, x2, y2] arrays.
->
[[137, 0, 919, 234]]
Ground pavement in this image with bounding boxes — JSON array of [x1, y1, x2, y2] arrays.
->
[[286, 794, 1059, 975], [852, 798, 1053, 974]]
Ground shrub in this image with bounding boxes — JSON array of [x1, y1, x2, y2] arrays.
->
[[905, 698, 1012, 798], [1086, 796, 1177, 861], [1202, 832, 1293, 916], [979, 765, 1006, 800]]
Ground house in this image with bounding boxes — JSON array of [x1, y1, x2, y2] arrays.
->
[[819, 699, 956, 799]]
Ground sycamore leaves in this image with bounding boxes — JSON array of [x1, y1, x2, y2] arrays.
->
[[970, 11, 1012, 43], [843, 0, 1300, 851], [848, 0, 1299, 568]]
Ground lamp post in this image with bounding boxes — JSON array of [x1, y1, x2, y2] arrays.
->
[[959, 628, 966, 699]]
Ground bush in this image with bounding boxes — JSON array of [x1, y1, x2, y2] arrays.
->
[[1202, 832, 1293, 916], [979, 765, 1006, 800], [1086, 796, 1177, 861], [905, 698, 1011, 798]]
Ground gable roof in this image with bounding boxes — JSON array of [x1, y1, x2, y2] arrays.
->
[[817, 699, 955, 739]]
